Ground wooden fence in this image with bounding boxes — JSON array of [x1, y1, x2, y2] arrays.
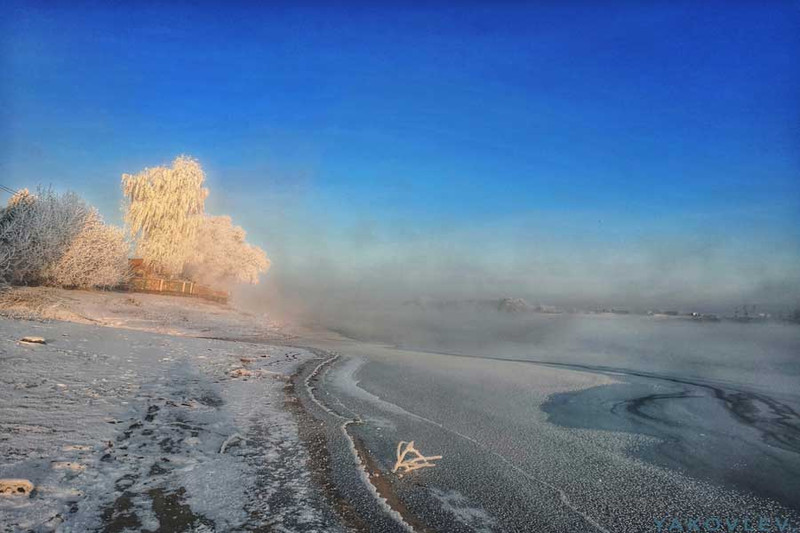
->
[[126, 277, 229, 303]]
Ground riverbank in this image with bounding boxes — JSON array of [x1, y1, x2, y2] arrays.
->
[[0, 288, 348, 531], [3, 288, 799, 532]]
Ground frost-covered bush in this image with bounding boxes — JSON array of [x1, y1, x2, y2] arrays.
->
[[183, 215, 270, 289], [122, 156, 208, 277], [0, 188, 89, 285], [0, 187, 129, 288], [43, 210, 130, 288]]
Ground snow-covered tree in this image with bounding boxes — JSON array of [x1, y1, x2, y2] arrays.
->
[[7, 188, 34, 208], [43, 210, 130, 288], [0, 187, 128, 288], [183, 215, 270, 289], [122, 155, 208, 277], [0, 188, 89, 285], [0, 189, 35, 283], [121, 155, 272, 289]]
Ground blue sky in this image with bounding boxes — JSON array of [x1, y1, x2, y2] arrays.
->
[[2, 1, 799, 308]]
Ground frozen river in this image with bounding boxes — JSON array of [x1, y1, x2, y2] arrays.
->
[[299, 314, 800, 532]]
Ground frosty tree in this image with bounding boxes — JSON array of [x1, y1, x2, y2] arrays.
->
[[183, 215, 270, 288], [7, 188, 34, 208], [0, 187, 128, 288], [122, 156, 209, 277], [44, 210, 130, 289], [1, 188, 89, 285]]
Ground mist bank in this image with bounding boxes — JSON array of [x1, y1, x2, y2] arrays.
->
[[237, 260, 800, 329], [241, 205, 800, 319], [233, 214, 800, 385]]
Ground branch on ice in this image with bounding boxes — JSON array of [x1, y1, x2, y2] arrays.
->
[[391, 441, 442, 478]]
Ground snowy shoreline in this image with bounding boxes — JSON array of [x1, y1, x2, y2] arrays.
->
[[5, 288, 799, 531], [0, 289, 349, 532]]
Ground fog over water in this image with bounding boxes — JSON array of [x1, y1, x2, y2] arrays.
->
[[236, 203, 800, 521], [246, 225, 800, 316], [236, 202, 800, 396], [284, 291, 800, 523], [239, 275, 800, 397]]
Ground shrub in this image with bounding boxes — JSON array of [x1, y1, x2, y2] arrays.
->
[[0, 188, 89, 285], [0, 187, 129, 288], [183, 215, 270, 289], [43, 210, 130, 289]]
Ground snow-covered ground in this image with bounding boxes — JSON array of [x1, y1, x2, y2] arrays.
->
[[0, 289, 343, 532], [5, 289, 798, 532], [0, 287, 288, 341]]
